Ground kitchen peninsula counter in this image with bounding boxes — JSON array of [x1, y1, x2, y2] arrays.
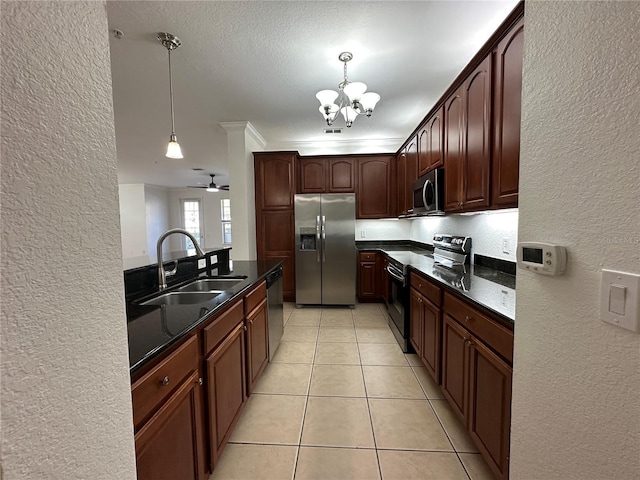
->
[[126, 259, 282, 374]]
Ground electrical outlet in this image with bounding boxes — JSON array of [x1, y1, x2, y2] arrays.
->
[[198, 259, 206, 269], [501, 290, 509, 307], [502, 238, 510, 254], [360, 230, 366, 238]]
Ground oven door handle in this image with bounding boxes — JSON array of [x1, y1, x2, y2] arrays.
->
[[385, 266, 406, 286]]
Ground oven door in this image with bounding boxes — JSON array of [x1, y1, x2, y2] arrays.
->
[[386, 264, 410, 352]]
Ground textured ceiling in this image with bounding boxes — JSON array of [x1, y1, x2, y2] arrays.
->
[[107, 0, 519, 188]]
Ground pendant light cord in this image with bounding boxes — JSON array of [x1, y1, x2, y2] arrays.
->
[[168, 48, 176, 136]]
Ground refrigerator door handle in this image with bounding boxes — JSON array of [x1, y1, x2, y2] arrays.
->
[[316, 215, 321, 263], [321, 215, 326, 263]]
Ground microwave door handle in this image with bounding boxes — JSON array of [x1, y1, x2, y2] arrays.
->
[[316, 215, 321, 263], [423, 179, 432, 209], [321, 216, 326, 263]]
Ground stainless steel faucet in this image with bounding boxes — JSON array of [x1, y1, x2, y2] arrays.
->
[[156, 228, 205, 290]]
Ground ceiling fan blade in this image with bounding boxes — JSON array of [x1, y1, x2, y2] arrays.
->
[[220, 185, 230, 191], [187, 185, 207, 189]]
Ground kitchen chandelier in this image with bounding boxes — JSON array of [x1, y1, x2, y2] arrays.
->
[[158, 32, 183, 159], [315, 52, 380, 128]]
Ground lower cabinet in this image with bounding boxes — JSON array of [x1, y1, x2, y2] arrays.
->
[[409, 272, 442, 383], [442, 293, 513, 480], [245, 297, 269, 394], [206, 322, 246, 467], [358, 251, 384, 302]]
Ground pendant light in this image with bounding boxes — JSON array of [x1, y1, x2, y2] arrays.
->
[[157, 32, 183, 159]]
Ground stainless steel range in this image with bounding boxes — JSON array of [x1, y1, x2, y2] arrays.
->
[[385, 234, 472, 352]]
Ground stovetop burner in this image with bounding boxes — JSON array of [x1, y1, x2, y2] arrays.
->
[[431, 263, 472, 291]]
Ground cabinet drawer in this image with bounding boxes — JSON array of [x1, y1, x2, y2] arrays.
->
[[204, 299, 244, 355], [444, 292, 513, 364], [410, 271, 442, 306], [131, 335, 199, 430], [359, 251, 377, 262], [244, 280, 267, 315]]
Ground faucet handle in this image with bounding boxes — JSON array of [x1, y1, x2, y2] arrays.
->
[[164, 260, 179, 277]]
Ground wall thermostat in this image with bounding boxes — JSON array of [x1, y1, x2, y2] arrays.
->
[[517, 242, 567, 276]]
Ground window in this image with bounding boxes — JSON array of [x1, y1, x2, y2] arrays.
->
[[180, 199, 203, 250], [221, 198, 232, 244]]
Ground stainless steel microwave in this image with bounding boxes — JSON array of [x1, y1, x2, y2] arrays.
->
[[413, 168, 445, 215]]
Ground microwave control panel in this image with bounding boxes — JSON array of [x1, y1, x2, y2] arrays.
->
[[517, 242, 567, 276]]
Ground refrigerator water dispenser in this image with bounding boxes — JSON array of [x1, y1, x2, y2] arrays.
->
[[299, 227, 317, 250]]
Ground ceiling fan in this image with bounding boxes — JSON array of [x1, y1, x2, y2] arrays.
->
[[188, 174, 229, 193]]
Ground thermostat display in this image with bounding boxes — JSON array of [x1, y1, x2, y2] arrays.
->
[[517, 242, 567, 276]]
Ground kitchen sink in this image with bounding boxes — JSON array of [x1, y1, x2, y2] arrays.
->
[[177, 277, 247, 292], [140, 291, 222, 306]]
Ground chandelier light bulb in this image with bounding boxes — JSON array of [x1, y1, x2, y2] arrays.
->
[[343, 81, 367, 103], [360, 92, 381, 115], [340, 106, 358, 127], [316, 90, 339, 108]]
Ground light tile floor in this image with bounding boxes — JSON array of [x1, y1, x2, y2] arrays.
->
[[210, 302, 495, 480]]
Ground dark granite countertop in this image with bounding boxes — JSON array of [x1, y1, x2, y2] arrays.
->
[[358, 242, 516, 324], [126, 259, 282, 374]]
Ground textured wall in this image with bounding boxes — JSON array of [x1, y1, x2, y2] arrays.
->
[[1, 3, 137, 479], [119, 184, 148, 257], [411, 211, 519, 261], [511, 2, 640, 478]]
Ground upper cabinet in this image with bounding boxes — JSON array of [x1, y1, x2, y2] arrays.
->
[[254, 152, 297, 210], [405, 136, 418, 215], [492, 17, 524, 207], [357, 155, 395, 218], [444, 86, 465, 211], [298, 157, 356, 194], [396, 149, 407, 216], [418, 105, 444, 176]]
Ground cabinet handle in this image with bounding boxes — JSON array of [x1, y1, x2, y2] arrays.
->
[[464, 315, 472, 323], [198, 377, 203, 386], [243, 325, 248, 331], [160, 376, 170, 387], [418, 298, 422, 303]]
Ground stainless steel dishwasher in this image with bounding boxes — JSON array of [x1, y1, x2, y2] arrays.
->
[[265, 265, 283, 360]]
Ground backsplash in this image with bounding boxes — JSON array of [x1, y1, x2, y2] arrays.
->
[[410, 210, 519, 262], [356, 211, 519, 262]]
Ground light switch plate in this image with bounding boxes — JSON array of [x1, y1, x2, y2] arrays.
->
[[600, 269, 640, 333]]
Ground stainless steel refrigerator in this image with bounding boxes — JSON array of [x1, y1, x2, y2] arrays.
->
[[295, 194, 356, 306]]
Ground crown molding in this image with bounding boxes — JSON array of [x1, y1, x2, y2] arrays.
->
[[219, 121, 267, 149], [266, 137, 404, 156]]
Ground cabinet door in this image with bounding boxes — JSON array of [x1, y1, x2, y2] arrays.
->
[[441, 314, 469, 423], [409, 288, 423, 356], [468, 339, 512, 480], [254, 153, 296, 210], [358, 262, 377, 300], [417, 124, 429, 176], [258, 211, 294, 301], [328, 158, 355, 192], [396, 151, 407, 216], [444, 87, 464, 211], [135, 372, 207, 480], [428, 106, 444, 170], [246, 298, 269, 393], [421, 299, 441, 384], [492, 18, 524, 207], [357, 156, 394, 218], [405, 136, 418, 214], [299, 158, 326, 193], [206, 323, 246, 468], [463, 56, 492, 210]]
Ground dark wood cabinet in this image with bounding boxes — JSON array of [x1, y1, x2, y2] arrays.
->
[[409, 288, 423, 356], [356, 156, 395, 218], [328, 158, 356, 192], [396, 150, 407, 216], [444, 86, 465, 212], [245, 297, 269, 393], [444, 56, 492, 212], [462, 55, 492, 210], [418, 105, 445, 176], [469, 337, 512, 480], [135, 371, 207, 480], [421, 296, 441, 383], [299, 158, 326, 193], [492, 17, 524, 207], [298, 157, 356, 194], [206, 322, 246, 467], [405, 136, 418, 214], [441, 314, 470, 423], [358, 251, 382, 302], [255, 153, 297, 301]]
